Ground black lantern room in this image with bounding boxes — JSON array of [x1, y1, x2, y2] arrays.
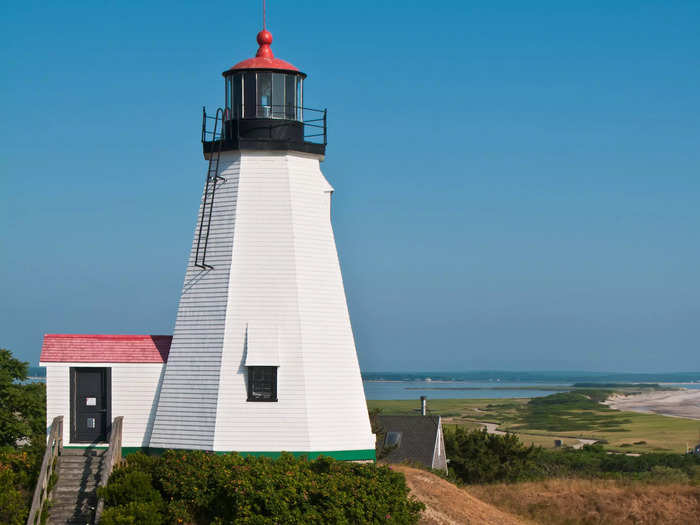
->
[[203, 29, 326, 156]]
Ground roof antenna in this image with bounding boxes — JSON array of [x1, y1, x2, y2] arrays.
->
[[255, 0, 273, 59]]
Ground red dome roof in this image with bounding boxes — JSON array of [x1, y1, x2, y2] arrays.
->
[[223, 30, 303, 76]]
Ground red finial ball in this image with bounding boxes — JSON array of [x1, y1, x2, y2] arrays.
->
[[255, 30, 274, 58], [257, 30, 273, 46]]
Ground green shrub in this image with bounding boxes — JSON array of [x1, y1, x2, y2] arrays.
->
[[97, 470, 162, 507], [0, 447, 44, 524], [100, 501, 167, 525], [686, 465, 700, 484], [445, 428, 700, 485], [444, 427, 539, 483], [638, 466, 689, 484], [0, 349, 47, 448], [100, 451, 424, 524], [512, 390, 637, 433], [0, 462, 28, 525], [0, 348, 47, 523]]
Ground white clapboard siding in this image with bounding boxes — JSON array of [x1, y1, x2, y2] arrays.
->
[[212, 151, 374, 452], [41, 363, 164, 448], [287, 153, 374, 451], [149, 156, 241, 450], [151, 150, 374, 454], [213, 152, 311, 451]]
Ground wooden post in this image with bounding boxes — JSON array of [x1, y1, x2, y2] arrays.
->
[[94, 416, 124, 523], [26, 416, 63, 525]]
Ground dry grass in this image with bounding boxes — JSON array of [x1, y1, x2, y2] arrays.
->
[[395, 463, 700, 524], [392, 465, 530, 525], [467, 478, 700, 525]]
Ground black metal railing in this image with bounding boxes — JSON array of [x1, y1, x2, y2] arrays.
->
[[202, 105, 327, 146]]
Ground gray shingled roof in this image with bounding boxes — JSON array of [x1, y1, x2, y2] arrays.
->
[[376, 415, 440, 468]]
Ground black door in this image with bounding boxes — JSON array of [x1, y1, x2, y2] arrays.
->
[[71, 368, 111, 443]]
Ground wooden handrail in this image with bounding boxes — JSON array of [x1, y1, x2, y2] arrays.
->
[[94, 416, 123, 524], [26, 416, 63, 525]]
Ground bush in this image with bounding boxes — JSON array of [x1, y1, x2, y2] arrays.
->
[[0, 348, 47, 522], [0, 446, 44, 524], [536, 445, 700, 480], [444, 428, 700, 485], [444, 427, 539, 484], [638, 466, 689, 484], [0, 349, 46, 448], [98, 451, 424, 524], [0, 462, 29, 525], [98, 470, 163, 507], [100, 501, 167, 525]]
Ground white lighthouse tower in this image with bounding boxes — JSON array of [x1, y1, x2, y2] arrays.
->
[[149, 22, 375, 459]]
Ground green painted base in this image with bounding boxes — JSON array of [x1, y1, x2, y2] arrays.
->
[[64, 445, 375, 461], [146, 448, 376, 461]]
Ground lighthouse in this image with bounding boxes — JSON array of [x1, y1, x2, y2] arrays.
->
[[147, 24, 376, 458]]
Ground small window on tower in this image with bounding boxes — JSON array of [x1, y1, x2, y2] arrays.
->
[[247, 366, 277, 402]]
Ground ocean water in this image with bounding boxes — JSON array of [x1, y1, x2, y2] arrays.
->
[[28, 367, 700, 400], [361, 371, 700, 400], [28, 366, 46, 380]]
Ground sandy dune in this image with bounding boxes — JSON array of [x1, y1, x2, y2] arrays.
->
[[604, 390, 700, 420]]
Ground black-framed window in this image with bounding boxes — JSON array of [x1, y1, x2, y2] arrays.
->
[[247, 366, 277, 402]]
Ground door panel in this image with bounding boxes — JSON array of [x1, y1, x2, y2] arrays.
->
[[71, 368, 110, 443]]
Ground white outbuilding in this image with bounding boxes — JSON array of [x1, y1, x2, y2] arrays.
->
[[40, 334, 170, 452]]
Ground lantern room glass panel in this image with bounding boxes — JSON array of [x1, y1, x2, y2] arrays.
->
[[227, 71, 304, 121], [296, 77, 303, 121], [243, 72, 256, 118], [285, 74, 296, 119], [231, 74, 242, 118], [257, 72, 272, 118], [272, 73, 285, 119], [225, 76, 231, 114]]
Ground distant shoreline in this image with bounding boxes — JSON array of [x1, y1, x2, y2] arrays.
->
[[404, 386, 571, 391]]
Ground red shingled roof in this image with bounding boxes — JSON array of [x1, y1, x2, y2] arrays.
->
[[40, 334, 171, 363], [223, 29, 303, 76]]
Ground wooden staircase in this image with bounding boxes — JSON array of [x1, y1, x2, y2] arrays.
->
[[27, 416, 123, 525], [47, 448, 105, 524]]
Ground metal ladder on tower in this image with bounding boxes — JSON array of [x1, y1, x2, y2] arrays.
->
[[195, 107, 225, 269]]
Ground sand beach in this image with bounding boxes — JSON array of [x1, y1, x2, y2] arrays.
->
[[604, 389, 700, 420]]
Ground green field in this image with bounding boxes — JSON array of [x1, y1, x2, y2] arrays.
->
[[368, 393, 700, 454]]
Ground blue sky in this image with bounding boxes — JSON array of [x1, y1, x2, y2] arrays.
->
[[1, 1, 698, 371]]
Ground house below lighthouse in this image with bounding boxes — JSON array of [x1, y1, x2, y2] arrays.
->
[[40, 23, 375, 461]]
